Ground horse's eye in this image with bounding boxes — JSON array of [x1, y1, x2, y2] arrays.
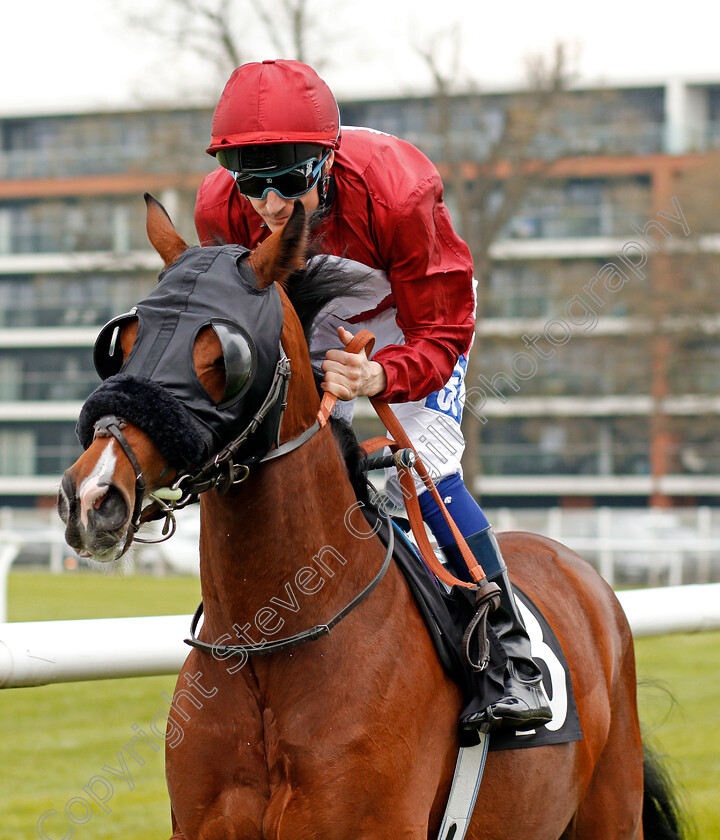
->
[[211, 322, 255, 406]]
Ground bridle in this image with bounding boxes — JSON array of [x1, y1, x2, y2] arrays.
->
[[88, 328, 500, 664], [92, 415, 149, 557], [88, 332, 399, 659], [89, 340, 299, 548]]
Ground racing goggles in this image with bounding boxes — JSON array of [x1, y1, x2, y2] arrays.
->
[[230, 151, 330, 200]]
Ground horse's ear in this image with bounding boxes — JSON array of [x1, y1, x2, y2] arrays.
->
[[145, 193, 189, 267], [249, 201, 308, 290]]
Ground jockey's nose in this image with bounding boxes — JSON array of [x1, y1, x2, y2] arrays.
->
[[265, 190, 289, 215]]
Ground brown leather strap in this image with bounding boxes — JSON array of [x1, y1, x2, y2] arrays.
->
[[316, 329, 484, 590], [317, 329, 376, 427], [361, 435, 396, 454], [369, 398, 485, 586]]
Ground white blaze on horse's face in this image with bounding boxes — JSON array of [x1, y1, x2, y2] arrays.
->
[[60, 434, 136, 565], [77, 440, 117, 531]]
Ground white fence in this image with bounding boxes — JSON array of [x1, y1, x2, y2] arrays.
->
[[1, 583, 720, 689], [491, 505, 719, 588], [0, 504, 718, 688], [0, 507, 200, 622], [2, 504, 719, 590]]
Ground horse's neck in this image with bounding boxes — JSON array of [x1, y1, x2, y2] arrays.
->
[[197, 298, 378, 638], [198, 426, 373, 639], [275, 287, 319, 444]]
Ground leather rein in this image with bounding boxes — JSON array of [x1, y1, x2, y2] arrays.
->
[[185, 511, 394, 658]]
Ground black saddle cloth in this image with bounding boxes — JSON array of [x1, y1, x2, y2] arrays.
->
[[365, 508, 583, 751]]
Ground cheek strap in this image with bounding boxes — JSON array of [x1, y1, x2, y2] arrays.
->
[[93, 414, 147, 552]]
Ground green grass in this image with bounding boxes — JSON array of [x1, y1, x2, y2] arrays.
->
[[1, 572, 718, 839], [1, 572, 200, 840], [6, 569, 201, 622], [634, 632, 720, 839]]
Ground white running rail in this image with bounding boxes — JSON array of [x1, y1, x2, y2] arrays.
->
[[1, 584, 719, 689]]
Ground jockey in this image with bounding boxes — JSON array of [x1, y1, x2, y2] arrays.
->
[[194, 59, 551, 733]]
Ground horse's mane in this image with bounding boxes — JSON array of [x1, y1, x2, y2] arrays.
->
[[281, 239, 373, 506], [329, 418, 371, 505], [283, 252, 369, 346]]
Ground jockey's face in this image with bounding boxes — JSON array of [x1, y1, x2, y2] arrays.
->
[[246, 153, 334, 233], [247, 185, 319, 232]]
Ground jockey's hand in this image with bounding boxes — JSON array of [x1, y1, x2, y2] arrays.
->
[[321, 327, 387, 400]]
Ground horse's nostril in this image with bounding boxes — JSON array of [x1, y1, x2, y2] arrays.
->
[[93, 486, 129, 532], [57, 490, 69, 524], [58, 472, 76, 525]]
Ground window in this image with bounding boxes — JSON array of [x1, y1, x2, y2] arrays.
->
[[0, 429, 36, 476], [0, 356, 22, 401]]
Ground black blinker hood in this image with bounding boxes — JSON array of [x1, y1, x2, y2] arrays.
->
[[77, 245, 285, 468], [77, 374, 208, 468]]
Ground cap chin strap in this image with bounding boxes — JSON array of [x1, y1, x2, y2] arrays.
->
[[316, 155, 334, 208], [318, 169, 330, 207]]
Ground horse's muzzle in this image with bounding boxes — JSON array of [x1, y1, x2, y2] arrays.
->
[[58, 470, 132, 563]]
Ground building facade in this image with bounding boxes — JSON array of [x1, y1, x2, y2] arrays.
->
[[1, 80, 718, 507]]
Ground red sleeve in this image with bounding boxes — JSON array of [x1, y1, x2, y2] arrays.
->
[[195, 184, 218, 246], [195, 170, 227, 245], [370, 174, 475, 403]]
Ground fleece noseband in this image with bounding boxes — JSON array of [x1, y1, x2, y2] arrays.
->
[[77, 245, 286, 470]]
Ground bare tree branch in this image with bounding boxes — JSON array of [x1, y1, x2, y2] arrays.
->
[[251, 0, 292, 58], [417, 34, 577, 492], [122, 0, 330, 83]]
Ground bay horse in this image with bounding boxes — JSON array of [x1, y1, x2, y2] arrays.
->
[[58, 197, 683, 840]]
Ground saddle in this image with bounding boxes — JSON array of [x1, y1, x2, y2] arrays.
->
[[333, 330, 583, 750], [365, 508, 583, 752]]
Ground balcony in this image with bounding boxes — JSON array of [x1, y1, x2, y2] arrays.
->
[[0, 422, 82, 480], [0, 274, 154, 328], [479, 440, 720, 478], [0, 112, 213, 181], [407, 122, 665, 162], [479, 442, 650, 477], [0, 145, 157, 180], [499, 205, 647, 241], [0, 370, 96, 402], [0, 218, 149, 256], [0, 300, 124, 328]]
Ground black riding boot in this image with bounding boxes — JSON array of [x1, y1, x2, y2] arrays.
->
[[441, 527, 552, 732]]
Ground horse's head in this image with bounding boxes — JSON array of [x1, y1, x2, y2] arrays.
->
[[59, 194, 314, 562]]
